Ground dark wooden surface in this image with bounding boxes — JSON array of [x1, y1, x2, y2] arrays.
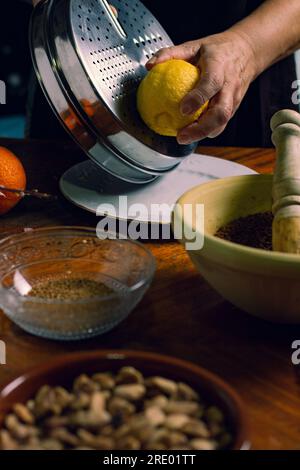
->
[[0, 138, 300, 450]]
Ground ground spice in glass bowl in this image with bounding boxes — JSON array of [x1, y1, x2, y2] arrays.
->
[[28, 278, 114, 301], [215, 211, 274, 250], [0, 227, 156, 340]]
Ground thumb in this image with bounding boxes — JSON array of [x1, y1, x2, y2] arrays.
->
[[146, 41, 201, 70]]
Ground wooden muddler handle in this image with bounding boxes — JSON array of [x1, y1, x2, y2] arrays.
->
[[271, 109, 300, 253]]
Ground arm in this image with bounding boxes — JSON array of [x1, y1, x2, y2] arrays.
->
[[231, 0, 300, 72], [147, 0, 300, 144]]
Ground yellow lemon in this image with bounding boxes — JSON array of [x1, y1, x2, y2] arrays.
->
[[137, 59, 208, 137]]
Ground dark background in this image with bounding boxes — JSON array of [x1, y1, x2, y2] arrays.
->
[[0, 1, 299, 144], [0, 3, 32, 136]]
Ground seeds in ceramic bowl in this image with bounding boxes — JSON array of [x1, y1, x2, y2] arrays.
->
[[215, 211, 273, 250], [0, 367, 232, 450]]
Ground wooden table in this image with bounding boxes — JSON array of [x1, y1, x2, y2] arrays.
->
[[0, 138, 299, 450]]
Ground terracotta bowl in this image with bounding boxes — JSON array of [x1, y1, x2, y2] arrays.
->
[[0, 350, 248, 450], [173, 174, 300, 323]]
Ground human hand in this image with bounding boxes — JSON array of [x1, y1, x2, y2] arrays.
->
[[147, 31, 258, 144]]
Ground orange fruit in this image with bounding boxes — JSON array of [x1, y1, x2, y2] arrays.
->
[[0, 147, 26, 215]]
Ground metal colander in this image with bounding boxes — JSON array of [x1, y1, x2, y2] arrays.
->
[[30, 0, 197, 184]]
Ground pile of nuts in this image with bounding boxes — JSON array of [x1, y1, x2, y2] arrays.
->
[[0, 367, 232, 450]]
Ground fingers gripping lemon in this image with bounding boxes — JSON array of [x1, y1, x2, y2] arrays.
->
[[137, 59, 209, 137]]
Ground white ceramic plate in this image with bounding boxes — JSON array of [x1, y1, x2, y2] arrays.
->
[[60, 154, 256, 224]]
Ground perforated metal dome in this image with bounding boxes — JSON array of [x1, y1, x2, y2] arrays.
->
[[30, 0, 197, 184]]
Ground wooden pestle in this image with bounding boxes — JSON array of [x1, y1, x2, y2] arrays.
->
[[271, 109, 300, 253]]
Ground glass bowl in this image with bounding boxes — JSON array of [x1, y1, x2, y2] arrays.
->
[[0, 227, 155, 340]]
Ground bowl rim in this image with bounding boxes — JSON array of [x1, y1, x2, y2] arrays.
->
[[0, 349, 249, 450], [0, 226, 156, 304], [173, 174, 300, 266]]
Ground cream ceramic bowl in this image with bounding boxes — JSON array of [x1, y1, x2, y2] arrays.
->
[[173, 174, 300, 323]]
